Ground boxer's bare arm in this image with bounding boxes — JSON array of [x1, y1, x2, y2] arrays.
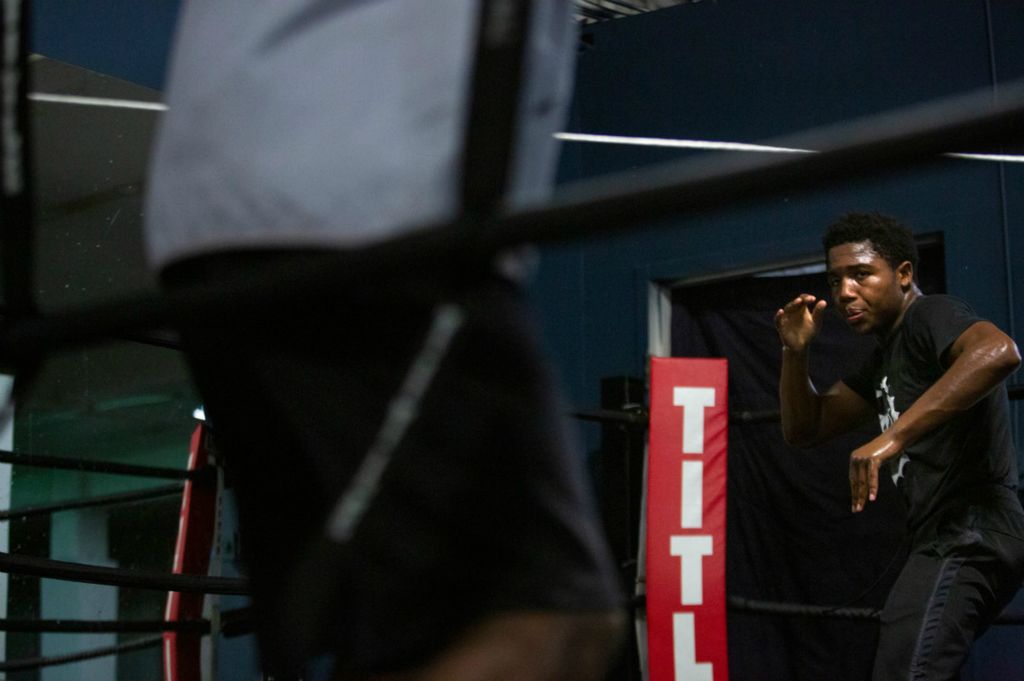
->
[[776, 294, 873, 447]]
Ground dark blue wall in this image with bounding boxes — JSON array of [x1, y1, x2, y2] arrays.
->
[[31, 0, 181, 90], [538, 1, 1024, 437], [530, 8, 1024, 677]]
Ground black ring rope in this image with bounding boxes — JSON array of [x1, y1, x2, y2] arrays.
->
[[0, 605, 251, 635], [0, 449, 206, 480], [726, 596, 1024, 625], [573, 408, 779, 427], [0, 617, 208, 634], [575, 386, 1024, 428], [0, 307, 183, 352], [0, 609, 253, 674], [0, 594, 1019, 676], [0, 608, 254, 675], [0, 634, 162, 673], [3, 79, 1024, 359], [0, 483, 183, 522], [0, 551, 250, 594], [729, 408, 786, 425], [0, 605, 253, 635], [727, 595, 880, 621], [631, 593, 1024, 624], [571, 408, 648, 426]]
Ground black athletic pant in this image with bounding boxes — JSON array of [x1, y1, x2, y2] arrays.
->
[[873, 491, 1024, 681]]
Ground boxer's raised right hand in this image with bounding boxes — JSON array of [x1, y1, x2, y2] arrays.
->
[[774, 294, 827, 353]]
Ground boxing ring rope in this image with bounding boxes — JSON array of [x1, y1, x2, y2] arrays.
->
[[0, 550, 248, 593], [0, 604, 253, 635], [0, 634, 163, 673], [0, 605, 250, 635], [4, 79, 1024, 358], [7, 372, 997, 498], [724, 595, 1024, 625], [572, 407, 648, 426], [582, 389, 1024, 629], [0, 606, 254, 673], [577, 385, 1024, 428], [0, 449, 206, 480], [725, 596, 882, 622], [0, 618, 208, 634], [0, 483, 183, 522]]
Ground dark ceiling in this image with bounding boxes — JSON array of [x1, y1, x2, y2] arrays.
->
[[574, 0, 690, 24]]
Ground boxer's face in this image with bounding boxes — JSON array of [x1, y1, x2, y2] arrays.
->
[[826, 240, 914, 336]]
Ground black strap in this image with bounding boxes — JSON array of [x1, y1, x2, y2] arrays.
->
[[459, 0, 534, 222]]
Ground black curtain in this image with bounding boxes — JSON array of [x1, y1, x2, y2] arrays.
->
[[669, 267, 925, 681]]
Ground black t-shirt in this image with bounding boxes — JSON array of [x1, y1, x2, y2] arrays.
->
[[843, 295, 1019, 534]]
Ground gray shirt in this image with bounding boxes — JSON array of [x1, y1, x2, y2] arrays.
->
[[144, 0, 576, 268]]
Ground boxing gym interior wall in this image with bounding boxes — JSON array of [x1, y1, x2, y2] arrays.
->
[[540, 0, 1024, 420], [10, 1, 1024, 680], [530, 3, 1024, 679]]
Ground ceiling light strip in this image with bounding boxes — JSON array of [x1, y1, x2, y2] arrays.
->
[[555, 131, 1024, 163], [27, 93, 167, 111], [555, 132, 810, 154]]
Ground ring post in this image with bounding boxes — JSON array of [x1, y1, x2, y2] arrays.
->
[[164, 424, 217, 681], [646, 358, 729, 681]]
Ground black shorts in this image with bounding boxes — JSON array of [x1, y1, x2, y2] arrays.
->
[[873, 488, 1024, 681], [163, 252, 623, 677]]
